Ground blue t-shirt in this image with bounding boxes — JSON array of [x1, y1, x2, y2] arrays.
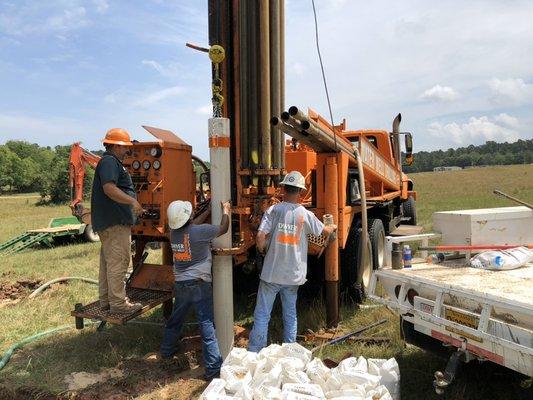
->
[[91, 152, 136, 233], [170, 223, 220, 282]]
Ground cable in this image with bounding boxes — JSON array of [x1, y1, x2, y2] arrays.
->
[[311, 0, 338, 152]]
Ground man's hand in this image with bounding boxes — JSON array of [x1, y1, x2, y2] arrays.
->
[[131, 199, 145, 216], [323, 224, 337, 238], [221, 201, 231, 215]]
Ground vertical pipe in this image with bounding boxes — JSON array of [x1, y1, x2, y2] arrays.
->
[[209, 117, 234, 358], [248, 0, 259, 183], [279, 0, 286, 173], [239, 0, 249, 179], [259, 0, 271, 189], [325, 156, 339, 327], [270, 0, 281, 185]]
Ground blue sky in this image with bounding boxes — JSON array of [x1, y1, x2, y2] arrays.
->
[[1, 0, 532, 159]]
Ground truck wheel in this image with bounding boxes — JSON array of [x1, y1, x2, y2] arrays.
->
[[340, 219, 373, 303], [402, 196, 417, 225], [83, 224, 100, 242], [368, 219, 385, 270]]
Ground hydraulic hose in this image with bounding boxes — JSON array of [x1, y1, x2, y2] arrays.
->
[[28, 277, 98, 299]]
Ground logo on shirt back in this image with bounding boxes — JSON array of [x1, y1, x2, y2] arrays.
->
[[172, 234, 192, 262], [277, 215, 304, 245]]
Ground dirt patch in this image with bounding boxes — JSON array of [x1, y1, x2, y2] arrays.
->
[[0, 279, 42, 302], [64, 368, 125, 391]]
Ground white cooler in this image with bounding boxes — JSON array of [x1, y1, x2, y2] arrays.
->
[[433, 206, 533, 246]]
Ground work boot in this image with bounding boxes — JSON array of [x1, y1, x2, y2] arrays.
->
[[110, 300, 142, 314]]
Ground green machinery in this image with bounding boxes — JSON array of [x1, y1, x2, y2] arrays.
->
[[0, 216, 98, 255]]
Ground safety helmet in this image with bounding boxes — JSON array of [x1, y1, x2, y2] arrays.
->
[[280, 170, 306, 190], [167, 200, 193, 229], [102, 128, 133, 146]]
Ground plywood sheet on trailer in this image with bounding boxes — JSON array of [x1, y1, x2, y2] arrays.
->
[[388, 261, 533, 307], [28, 224, 83, 233]]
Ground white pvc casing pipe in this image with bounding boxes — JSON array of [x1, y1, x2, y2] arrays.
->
[[208, 117, 234, 359]]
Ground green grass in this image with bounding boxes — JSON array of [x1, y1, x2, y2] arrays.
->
[[0, 165, 532, 399]]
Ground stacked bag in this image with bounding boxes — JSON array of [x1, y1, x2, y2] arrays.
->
[[200, 343, 400, 400]]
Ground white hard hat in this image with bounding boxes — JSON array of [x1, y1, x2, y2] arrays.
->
[[280, 170, 306, 190], [167, 200, 193, 229]]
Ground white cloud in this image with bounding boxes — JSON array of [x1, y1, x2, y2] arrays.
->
[[290, 62, 306, 76], [195, 104, 212, 115], [427, 115, 521, 145], [0, 5, 89, 37], [421, 85, 458, 102], [93, 0, 109, 14], [494, 113, 520, 129], [132, 86, 185, 108], [141, 59, 184, 78], [489, 78, 533, 104]]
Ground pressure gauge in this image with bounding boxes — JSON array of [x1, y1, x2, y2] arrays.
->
[[150, 146, 162, 158], [153, 160, 161, 170], [132, 160, 141, 170], [142, 160, 151, 170]]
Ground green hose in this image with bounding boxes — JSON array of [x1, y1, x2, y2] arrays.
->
[[0, 324, 84, 371], [28, 277, 98, 299], [0, 320, 166, 371]]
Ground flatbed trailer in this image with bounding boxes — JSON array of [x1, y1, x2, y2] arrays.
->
[[369, 256, 533, 393]]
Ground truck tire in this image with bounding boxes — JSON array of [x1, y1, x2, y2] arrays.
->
[[402, 196, 417, 225], [368, 219, 385, 270], [340, 219, 373, 303], [83, 224, 100, 242]]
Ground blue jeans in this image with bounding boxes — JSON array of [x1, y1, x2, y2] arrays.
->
[[160, 280, 222, 378], [248, 280, 299, 353]]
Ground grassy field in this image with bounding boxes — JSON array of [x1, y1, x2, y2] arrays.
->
[[0, 165, 532, 399]]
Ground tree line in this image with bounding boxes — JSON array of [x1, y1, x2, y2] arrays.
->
[[403, 139, 533, 173], [0, 138, 531, 200], [0, 141, 93, 203]]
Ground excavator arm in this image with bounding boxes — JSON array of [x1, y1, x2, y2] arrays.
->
[[68, 142, 100, 222]]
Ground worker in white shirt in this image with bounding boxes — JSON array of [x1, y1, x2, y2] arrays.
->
[[248, 171, 337, 352]]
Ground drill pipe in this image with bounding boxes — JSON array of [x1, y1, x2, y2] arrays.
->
[[271, 117, 324, 151], [248, 0, 259, 180], [279, 0, 286, 171], [270, 0, 281, 184], [259, 0, 271, 188], [239, 0, 249, 179]]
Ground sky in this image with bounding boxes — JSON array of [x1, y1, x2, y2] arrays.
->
[[0, 0, 532, 159]]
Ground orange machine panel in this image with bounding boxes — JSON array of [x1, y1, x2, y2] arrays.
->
[[124, 127, 195, 238]]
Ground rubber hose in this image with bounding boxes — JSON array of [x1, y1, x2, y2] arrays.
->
[[29, 277, 98, 299], [0, 320, 167, 371]]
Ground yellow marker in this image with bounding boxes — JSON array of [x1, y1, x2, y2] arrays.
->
[[209, 45, 225, 64]]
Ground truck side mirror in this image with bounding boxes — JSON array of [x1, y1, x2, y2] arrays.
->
[[404, 133, 413, 165]]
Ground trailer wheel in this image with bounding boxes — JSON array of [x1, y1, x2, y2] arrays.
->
[[368, 219, 385, 270], [402, 196, 417, 225], [83, 224, 100, 242]]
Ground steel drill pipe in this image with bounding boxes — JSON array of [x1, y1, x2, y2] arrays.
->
[[259, 0, 271, 185], [271, 117, 322, 151], [239, 0, 249, 175], [248, 0, 259, 176], [269, 0, 281, 181]]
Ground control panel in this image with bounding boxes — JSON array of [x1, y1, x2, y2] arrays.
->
[[124, 126, 195, 238]]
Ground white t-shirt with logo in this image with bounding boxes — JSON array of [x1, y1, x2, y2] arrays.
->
[[258, 202, 325, 286]]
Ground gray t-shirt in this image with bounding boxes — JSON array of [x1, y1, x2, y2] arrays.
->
[[258, 202, 325, 286], [170, 223, 220, 282]]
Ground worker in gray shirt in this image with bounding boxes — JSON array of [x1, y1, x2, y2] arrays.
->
[[248, 171, 336, 352], [160, 199, 230, 380]]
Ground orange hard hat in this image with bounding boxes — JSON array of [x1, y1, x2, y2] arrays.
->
[[102, 128, 133, 146]]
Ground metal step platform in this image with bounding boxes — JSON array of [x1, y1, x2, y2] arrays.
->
[[71, 287, 173, 327]]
